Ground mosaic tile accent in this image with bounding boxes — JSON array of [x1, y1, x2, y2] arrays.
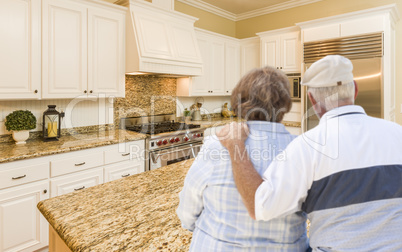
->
[[114, 75, 177, 127]]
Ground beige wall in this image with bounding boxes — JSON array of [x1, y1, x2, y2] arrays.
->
[[174, 1, 236, 37]]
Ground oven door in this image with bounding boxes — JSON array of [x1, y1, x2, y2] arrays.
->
[[149, 141, 203, 170]]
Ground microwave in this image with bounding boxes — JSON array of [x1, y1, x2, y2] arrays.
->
[[287, 74, 301, 100]]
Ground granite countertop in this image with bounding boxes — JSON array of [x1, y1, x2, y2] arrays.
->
[[187, 116, 302, 128], [37, 159, 194, 252], [0, 129, 147, 164]]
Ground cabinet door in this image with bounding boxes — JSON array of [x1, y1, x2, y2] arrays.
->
[[88, 7, 125, 97], [225, 41, 240, 95], [50, 168, 103, 197], [0, 0, 41, 99], [261, 36, 280, 69], [191, 37, 210, 95], [240, 39, 260, 76], [0, 181, 49, 252], [281, 32, 301, 73], [42, 0, 88, 98], [209, 40, 225, 95], [104, 159, 144, 183], [132, 10, 174, 60]]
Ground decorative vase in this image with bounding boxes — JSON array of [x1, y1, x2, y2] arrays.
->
[[12, 130, 30, 144]]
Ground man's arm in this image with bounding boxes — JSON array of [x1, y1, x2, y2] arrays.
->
[[217, 122, 263, 220]]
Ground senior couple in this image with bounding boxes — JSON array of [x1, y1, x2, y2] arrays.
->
[[176, 55, 402, 251]]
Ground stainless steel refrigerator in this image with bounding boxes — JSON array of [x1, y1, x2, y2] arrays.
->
[[303, 33, 383, 131]]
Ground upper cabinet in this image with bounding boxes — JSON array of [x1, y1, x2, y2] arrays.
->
[[240, 37, 260, 77], [258, 27, 301, 73], [177, 29, 240, 97], [0, 0, 126, 100], [42, 0, 126, 99], [0, 0, 41, 99]]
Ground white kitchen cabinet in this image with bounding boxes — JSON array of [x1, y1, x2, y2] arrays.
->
[[0, 181, 49, 252], [301, 15, 385, 43], [42, 0, 88, 99], [42, 0, 126, 99], [191, 31, 225, 96], [224, 41, 241, 95], [0, 0, 41, 100], [258, 27, 301, 73], [177, 29, 241, 97], [88, 7, 125, 97], [240, 37, 260, 77], [104, 160, 143, 182], [0, 139, 145, 252], [50, 168, 103, 197]]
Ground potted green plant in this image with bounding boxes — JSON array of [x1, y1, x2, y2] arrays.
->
[[5, 110, 37, 144]]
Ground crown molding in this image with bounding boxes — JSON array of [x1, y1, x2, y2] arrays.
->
[[177, 0, 236, 21], [177, 0, 323, 21]]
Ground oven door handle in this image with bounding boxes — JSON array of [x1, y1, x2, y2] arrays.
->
[[150, 143, 203, 163]]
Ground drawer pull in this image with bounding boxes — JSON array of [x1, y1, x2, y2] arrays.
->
[[122, 153, 130, 156], [74, 186, 85, 191], [121, 174, 130, 177], [12, 175, 26, 180], [75, 162, 86, 166]]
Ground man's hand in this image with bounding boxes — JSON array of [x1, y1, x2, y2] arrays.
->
[[216, 122, 249, 152]]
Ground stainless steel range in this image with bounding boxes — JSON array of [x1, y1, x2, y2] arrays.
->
[[120, 114, 204, 171]]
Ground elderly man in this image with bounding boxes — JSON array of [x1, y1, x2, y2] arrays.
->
[[217, 55, 402, 251]]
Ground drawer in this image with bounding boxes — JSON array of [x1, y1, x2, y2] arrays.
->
[[50, 152, 103, 177], [104, 159, 144, 182], [0, 162, 49, 190], [104, 149, 131, 165], [104, 140, 145, 164], [50, 168, 103, 197]]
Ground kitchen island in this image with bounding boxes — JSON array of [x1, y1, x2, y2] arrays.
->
[[37, 159, 194, 251]]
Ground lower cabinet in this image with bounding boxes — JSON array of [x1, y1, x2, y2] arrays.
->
[[104, 159, 143, 183], [50, 168, 104, 197], [0, 139, 145, 252], [0, 181, 49, 252]]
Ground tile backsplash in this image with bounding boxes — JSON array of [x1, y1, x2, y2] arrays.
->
[[114, 75, 177, 127]]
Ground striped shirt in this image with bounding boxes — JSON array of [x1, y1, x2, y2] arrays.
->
[[177, 121, 308, 251], [255, 105, 402, 251]]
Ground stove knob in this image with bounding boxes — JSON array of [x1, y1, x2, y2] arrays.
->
[[156, 140, 163, 146], [196, 133, 201, 137], [174, 137, 180, 142], [162, 139, 168, 145], [184, 136, 189, 142], [192, 134, 197, 139], [169, 138, 175, 143]]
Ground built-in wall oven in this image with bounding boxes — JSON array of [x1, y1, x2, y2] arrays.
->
[[121, 114, 205, 171]]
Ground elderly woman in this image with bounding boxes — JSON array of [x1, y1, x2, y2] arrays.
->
[[176, 66, 308, 251]]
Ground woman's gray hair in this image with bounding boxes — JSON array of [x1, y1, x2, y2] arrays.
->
[[308, 81, 355, 111]]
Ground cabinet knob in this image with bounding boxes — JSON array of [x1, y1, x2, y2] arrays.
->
[[34, 89, 38, 94], [280, 67, 283, 69], [90, 90, 93, 93], [84, 90, 87, 94], [43, 189, 48, 194], [226, 91, 229, 93]]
